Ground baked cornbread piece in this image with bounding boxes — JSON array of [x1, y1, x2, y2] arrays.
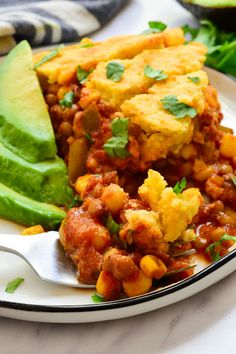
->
[[125, 170, 202, 243], [121, 71, 209, 162], [84, 43, 207, 110], [138, 170, 202, 242], [34, 28, 184, 85]]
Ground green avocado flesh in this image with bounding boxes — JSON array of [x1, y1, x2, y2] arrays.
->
[[185, 0, 236, 7], [0, 142, 73, 206], [0, 183, 66, 230], [0, 40, 57, 163]]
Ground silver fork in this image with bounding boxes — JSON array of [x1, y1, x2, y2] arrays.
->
[[0, 232, 95, 288]]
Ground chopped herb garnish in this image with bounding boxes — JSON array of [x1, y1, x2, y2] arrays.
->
[[161, 95, 197, 119], [231, 176, 236, 187], [173, 177, 187, 195], [91, 292, 104, 303], [59, 91, 75, 108], [103, 118, 130, 159], [205, 234, 236, 261], [5, 277, 24, 294], [142, 21, 167, 35], [68, 195, 83, 209], [84, 132, 93, 143], [106, 61, 125, 82], [77, 65, 92, 84], [144, 65, 168, 81], [106, 213, 120, 235], [80, 43, 94, 48], [34, 44, 64, 69], [188, 76, 200, 84]]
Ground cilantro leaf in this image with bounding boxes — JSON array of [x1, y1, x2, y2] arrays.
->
[[106, 61, 125, 82], [5, 277, 24, 293], [231, 176, 236, 187], [205, 234, 236, 262], [173, 177, 187, 195], [183, 20, 236, 77], [188, 76, 200, 84], [106, 214, 120, 235], [103, 118, 130, 159], [59, 91, 75, 108], [193, 20, 217, 48], [84, 132, 93, 143], [91, 292, 104, 303], [149, 21, 167, 31], [77, 65, 92, 84], [142, 21, 167, 34], [161, 95, 197, 119], [34, 44, 64, 69], [144, 65, 168, 81], [68, 195, 83, 209]]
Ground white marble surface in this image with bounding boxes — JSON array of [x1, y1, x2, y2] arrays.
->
[[0, 0, 235, 353]]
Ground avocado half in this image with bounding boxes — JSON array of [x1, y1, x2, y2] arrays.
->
[[176, 0, 236, 31]]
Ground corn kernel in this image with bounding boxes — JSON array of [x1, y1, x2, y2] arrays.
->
[[220, 134, 236, 159], [140, 255, 167, 280], [122, 269, 152, 297], [91, 225, 110, 251], [181, 144, 197, 160], [22, 225, 44, 236], [101, 184, 127, 214], [75, 174, 92, 197], [193, 159, 214, 182], [96, 271, 121, 300]]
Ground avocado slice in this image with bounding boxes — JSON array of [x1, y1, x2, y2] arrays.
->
[[185, 0, 236, 6], [177, 0, 236, 31], [0, 182, 66, 230], [0, 40, 57, 163], [0, 142, 73, 206]]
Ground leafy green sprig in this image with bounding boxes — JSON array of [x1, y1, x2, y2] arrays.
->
[[183, 20, 236, 77], [205, 234, 236, 261], [173, 177, 187, 194], [161, 95, 197, 119], [103, 118, 130, 159]]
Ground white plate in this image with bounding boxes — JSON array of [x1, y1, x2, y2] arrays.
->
[[0, 68, 235, 323]]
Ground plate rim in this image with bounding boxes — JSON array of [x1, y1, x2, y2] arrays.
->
[[0, 249, 235, 313]]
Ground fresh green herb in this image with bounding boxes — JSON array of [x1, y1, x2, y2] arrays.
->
[[84, 132, 93, 143], [173, 177, 187, 194], [106, 61, 125, 82], [188, 76, 200, 84], [68, 195, 83, 209], [144, 65, 168, 81], [80, 43, 94, 48], [205, 234, 236, 261], [91, 292, 104, 303], [231, 176, 236, 187], [106, 213, 120, 235], [161, 95, 197, 119], [103, 118, 130, 158], [34, 44, 64, 69], [77, 65, 92, 84], [142, 21, 167, 35], [183, 20, 236, 77], [5, 277, 24, 294], [59, 91, 75, 108], [182, 24, 199, 39]]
